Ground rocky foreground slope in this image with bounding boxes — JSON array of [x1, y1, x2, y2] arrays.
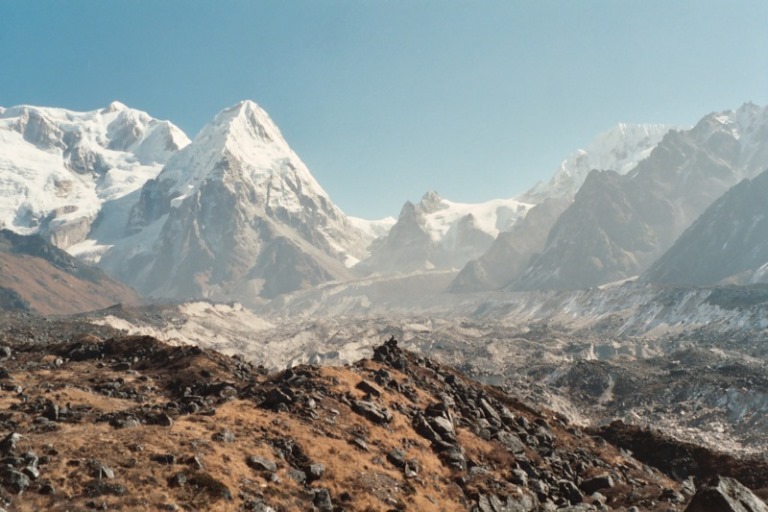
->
[[0, 315, 767, 511]]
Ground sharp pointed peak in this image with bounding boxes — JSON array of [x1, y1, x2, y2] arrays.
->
[[218, 99, 269, 120], [199, 100, 286, 149]]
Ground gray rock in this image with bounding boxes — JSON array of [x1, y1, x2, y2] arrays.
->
[[246, 456, 277, 473], [212, 430, 236, 443], [84, 479, 126, 497], [148, 412, 174, 426], [307, 463, 325, 482], [151, 454, 176, 465], [288, 469, 306, 484], [430, 415, 456, 438], [90, 461, 115, 480], [510, 468, 528, 487], [685, 476, 768, 512], [22, 465, 40, 480], [262, 388, 294, 409], [351, 399, 393, 424], [355, 380, 383, 398], [0, 467, 30, 494], [168, 472, 187, 488], [0, 432, 21, 454], [313, 488, 333, 512], [386, 448, 406, 469], [579, 474, 614, 495], [558, 479, 584, 505], [404, 459, 419, 478]]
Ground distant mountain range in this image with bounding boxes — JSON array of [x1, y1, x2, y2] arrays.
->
[[2, 100, 768, 305]]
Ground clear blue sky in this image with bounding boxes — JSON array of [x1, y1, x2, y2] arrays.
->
[[2, 1, 767, 219]]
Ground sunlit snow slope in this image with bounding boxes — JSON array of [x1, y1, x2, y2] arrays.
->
[[0, 102, 189, 252]]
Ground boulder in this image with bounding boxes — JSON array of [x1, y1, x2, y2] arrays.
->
[[579, 474, 614, 495], [0, 467, 30, 494], [685, 476, 768, 512], [351, 399, 393, 424], [246, 456, 277, 473]]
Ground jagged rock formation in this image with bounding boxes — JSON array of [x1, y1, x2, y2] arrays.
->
[[0, 230, 139, 314], [99, 101, 368, 303], [3, 318, 766, 510], [514, 103, 768, 291], [643, 169, 768, 286]]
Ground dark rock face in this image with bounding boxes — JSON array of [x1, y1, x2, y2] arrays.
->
[[685, 476, 768, 512], [594, 420, 768, 490], [0, 467, 30, 494], [579, 474, 614, 495]]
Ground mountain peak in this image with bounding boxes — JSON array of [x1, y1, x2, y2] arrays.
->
[[103, 100, 128, 113], [520, 122, 674, 203], [213, 100, 283, 144], [418, 190, 446, 214], [178, 100, 291, 166]]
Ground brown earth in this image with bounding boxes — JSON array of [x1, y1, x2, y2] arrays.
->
[[0, 327, 763, 511], [0, 230, 139, 315]]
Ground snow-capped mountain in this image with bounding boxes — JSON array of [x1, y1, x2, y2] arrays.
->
[[513, 103, 768, 291], [449, 123, 672, 293], [642, 168, 768, 286], [0, 102, 189, 250], [99, 100, 368, 303], [520, 123, 673, 203], [356, 191, 532, 274]]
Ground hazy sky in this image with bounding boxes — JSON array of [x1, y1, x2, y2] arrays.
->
[[2, 1, 767, 218]]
